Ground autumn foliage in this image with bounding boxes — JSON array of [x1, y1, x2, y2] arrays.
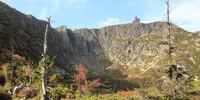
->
[[72, 64, 100, 94], [117, 90, 132, 97], [72, 64, 87, 81]]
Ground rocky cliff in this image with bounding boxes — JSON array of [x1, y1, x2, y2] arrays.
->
[[0, 1, 200, 79], [71, 22, 200, 79]]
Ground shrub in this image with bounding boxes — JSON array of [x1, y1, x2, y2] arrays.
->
[[71, 64, 101, 95], [49, 84, 69, 100]]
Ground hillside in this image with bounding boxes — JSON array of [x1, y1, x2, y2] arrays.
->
[[1, 0, 200, 83], [0, 1, 200, 99]]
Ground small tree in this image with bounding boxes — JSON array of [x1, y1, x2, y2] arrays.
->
[[72, 64, 100, 96]]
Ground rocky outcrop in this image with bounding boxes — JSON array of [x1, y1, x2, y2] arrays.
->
[[0, 1, 199, 79], [55, 21, 200, 79]]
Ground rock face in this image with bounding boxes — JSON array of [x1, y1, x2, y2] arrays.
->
[[71, 22, 200, 79], [0, 1, 200, 78]]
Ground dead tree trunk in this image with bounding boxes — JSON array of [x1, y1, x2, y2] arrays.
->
[[12, 83, 25, 94], [27, 61, 33, 86], [10, 41, 15, 86], [41, 17, 51, 100], [166, 0, 172, 63], [166, 0, 177, 99]]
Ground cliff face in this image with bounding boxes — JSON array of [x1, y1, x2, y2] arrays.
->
[[71, 22, 200, 79], [0, 1, 200, 79]]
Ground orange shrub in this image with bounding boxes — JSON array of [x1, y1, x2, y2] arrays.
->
[[117, 90, 132, 97], [72, 64, 87, 82], [71, 64, 101, 94]]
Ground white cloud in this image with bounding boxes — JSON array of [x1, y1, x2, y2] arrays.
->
[[138, 0, 200, 32], [171, 0, 200, 32], [38, 7, 48, 20], [46, 0, 88, 18], [36, 0, 88, 23], [66, 0, 88, 7], [142, 17, 164, 23], [50, 0, 88, 9], [100, 17, 120, 27]]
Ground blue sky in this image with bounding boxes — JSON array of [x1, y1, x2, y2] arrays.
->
[[1, 0, 200, 32]]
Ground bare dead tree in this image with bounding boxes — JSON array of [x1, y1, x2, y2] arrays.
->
[[166, 0, 172, 65], [166, 0, 177, 81], [10, 39, 15, 86], [41, 17, 51, 100], [162, 1, 189, 99], [12, 83, 25, 95], [27, 61, 33, 86]]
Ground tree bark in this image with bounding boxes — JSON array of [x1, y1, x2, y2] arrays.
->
[[41, 64, 48, 100], [10, 42, 15, 86], [27, 61, 33, 86], [12, 83, 25, 94], [41, 17, 50, 100]]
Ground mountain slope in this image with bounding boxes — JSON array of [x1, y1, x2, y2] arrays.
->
[[0, 1, 200, 80], [0, 1, 74, 67], [73, 22, 200, 79]]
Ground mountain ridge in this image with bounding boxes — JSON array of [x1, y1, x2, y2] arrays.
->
[[0, 1, 199, 79]]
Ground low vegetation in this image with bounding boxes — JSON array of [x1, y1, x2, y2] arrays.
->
[[0, 47, 200, 100]]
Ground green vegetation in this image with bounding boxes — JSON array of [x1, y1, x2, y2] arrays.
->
[[0, 31, 199, 99], [0, 1, 200, 99]]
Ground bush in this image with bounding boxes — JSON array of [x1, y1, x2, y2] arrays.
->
[[49, 84, 69, 100], [71, 64, 100, 95]]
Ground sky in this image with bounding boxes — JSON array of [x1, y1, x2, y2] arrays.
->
[[1, 0, 200, 32]]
